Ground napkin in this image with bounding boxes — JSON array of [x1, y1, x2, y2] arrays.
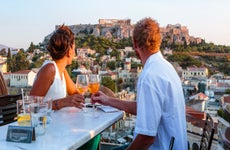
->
[[97, 105, 119, 113]]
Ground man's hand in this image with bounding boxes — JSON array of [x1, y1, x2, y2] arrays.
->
[[91, 91, 110, 106], [127, 134, 155, 150]]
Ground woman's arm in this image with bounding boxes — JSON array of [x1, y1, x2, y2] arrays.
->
[[30, 63, 55, 96], [64, 69, 78, 95], [52, 94, 84, 110]]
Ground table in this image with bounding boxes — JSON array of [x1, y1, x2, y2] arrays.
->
[[0, 107, 124, 150]]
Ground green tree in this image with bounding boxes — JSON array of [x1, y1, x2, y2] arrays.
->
[[7, 48, 11, 58], [167, 54, 202, 69], [6, 48, 12, 72], [30, 58, 45, 69], [106, 61, 116, 70], [110, 50, 121, 61], [11, 50, 30, 72], [66, 60, 79, 81], [225, 89, 230, 94], [101, 77, 116, 92], [27, 42, 36, 53], [127, 51, 137, 58]]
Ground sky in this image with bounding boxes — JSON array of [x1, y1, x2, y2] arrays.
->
[[0, 0, 230, 49]]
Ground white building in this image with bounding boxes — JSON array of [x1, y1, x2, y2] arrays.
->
[[77, 48, 96, 59], [182, 67, 208, 79], [10, 70, 36, 87]]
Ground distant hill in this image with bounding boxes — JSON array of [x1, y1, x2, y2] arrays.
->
[[0, 44, 15, 50], [0, 44, 18, 55]]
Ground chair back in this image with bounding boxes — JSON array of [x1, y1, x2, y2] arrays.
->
[[200, 113, 215, 150], [169, 136, 175, 150], [0, 71, 8, 95], [0, 94, 22, 126]]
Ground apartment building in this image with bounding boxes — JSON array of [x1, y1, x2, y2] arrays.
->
[[182, 66, 208, 79]]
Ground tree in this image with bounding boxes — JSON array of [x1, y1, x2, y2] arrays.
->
[[101, 77, 116, 92], [110, 50, 121, 61], [10, 50, 30, 72], [225, 89, 230, 94], [7, 48, 11, 58], [106, 61, 116, 70], [27, 42, 36, 53], [66, 60, 79, 80]]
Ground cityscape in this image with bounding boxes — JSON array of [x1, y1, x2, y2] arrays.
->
[[1, 19, 230, 150]]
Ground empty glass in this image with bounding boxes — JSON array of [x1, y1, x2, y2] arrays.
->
[[28, 96, 48, 136], [44, 97, 53, 125]]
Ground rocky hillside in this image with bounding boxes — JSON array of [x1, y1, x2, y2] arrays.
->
[[42, 19, 202, 46]]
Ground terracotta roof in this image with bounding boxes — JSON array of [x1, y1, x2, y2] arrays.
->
[[224, 96, 230, 103], [188, 92, 208, 100], [217, 82, 229, 87], [11, 70, 33, 74], [187, 67, 206, 71], [3, 72, 11, 75], [130, 69, 137, 73], [101, 73, 111, 76], [186, 107, 218, 134], [223, 127, 230, 148], [186, 106, 205, 120]]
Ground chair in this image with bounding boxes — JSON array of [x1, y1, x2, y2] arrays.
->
[[0, 94, 22, 126], [199, 113, 215, 150], [0, 71, 8, 95]]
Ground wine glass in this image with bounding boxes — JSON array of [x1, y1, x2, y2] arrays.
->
[[76, 74, 89, 111], [88, 74, 100, 110], [76, 74, 89, 95]]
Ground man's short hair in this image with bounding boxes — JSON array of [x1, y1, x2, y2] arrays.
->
[[133, 18, 162, 53]]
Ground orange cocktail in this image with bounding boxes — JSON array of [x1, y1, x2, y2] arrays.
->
[[76, 74, 89, 95], [88, 82, 100, 93], [88, 74, 100, 112], [77, 85, 88, 95]]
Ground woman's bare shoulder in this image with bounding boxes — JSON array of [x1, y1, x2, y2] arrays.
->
[[37, 63, 56, 78]]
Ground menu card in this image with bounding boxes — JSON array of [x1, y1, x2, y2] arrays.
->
[[97, 105, 119, 113]]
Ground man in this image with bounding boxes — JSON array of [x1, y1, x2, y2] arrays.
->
[[92, 18, 187, 150]]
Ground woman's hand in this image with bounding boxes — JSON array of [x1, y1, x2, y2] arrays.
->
[[61, 94, 84, 109]]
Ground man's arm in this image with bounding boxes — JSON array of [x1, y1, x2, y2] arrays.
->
[[106, 97, 136, 115], [92, 91, 137, 115], [127, 134, 155, 150]]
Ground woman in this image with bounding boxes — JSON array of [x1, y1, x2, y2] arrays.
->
[[30, 25, 84, 110], [30, 25, 100, 150]]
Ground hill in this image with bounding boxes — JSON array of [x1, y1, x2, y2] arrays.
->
[[0, 44, 15, 50], [42, 19, 202, 47]]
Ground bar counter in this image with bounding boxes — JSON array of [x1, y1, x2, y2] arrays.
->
[[0, 107, 124, 150]]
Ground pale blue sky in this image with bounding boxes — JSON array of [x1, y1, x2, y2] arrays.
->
[[0, 0, 230, 49]]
